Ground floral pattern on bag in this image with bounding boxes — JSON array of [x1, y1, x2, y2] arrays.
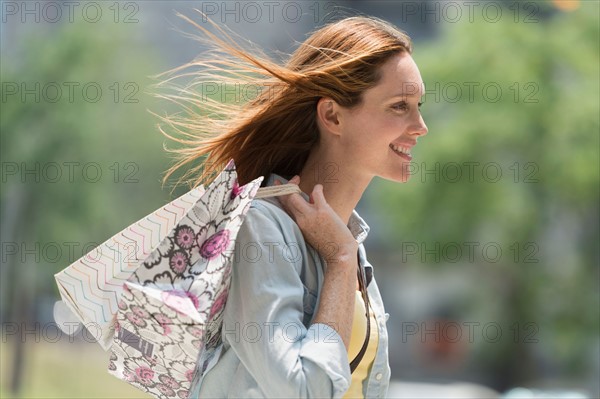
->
[[108, 160, 263, 399]]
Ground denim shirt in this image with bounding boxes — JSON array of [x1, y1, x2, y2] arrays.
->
[[191, 173, 391, 398]]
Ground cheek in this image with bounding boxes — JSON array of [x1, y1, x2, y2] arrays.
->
[[341, 110, 385, 147]]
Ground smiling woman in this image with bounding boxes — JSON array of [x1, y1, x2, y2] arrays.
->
[[151, 11, 427, 398]]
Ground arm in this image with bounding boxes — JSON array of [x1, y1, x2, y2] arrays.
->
[[274, 177, 360, 355], [223, 205, 352, 398], [310, 250, 358, 352]]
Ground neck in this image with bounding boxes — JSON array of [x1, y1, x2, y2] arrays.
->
[[297, 146, 372, 226]]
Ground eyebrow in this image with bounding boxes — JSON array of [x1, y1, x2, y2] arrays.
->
[[390, 92, 422, 98], [388, 84, 425, 99], [389, 91, 425, 99]]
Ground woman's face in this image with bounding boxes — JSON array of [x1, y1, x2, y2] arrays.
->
[[332, 52, 428, 183]]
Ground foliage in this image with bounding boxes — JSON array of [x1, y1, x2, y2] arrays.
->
[[1, 19, 169, 301], [1, 16, 168, 397]]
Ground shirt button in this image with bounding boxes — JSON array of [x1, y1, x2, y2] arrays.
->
[[384, 313, 390, 321], [375, 373, 383, 381]]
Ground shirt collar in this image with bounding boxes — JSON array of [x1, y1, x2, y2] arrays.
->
[[262, 173, 371, 245]]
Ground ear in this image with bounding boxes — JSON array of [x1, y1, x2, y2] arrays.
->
[[316, 97, 343, 138]]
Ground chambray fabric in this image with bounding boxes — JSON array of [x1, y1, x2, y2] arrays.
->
[[191, 173, 391, 398]]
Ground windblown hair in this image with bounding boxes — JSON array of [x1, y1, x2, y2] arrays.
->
[[150, 11, 413, 192]]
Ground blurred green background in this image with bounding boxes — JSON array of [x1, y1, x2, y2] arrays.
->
[[1, 1, 598, 398]]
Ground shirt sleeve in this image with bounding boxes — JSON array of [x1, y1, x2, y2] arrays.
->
[[222, 203, 352, 398]]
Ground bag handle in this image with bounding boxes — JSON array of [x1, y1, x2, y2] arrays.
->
[[255, 183, 302, 198], [349, 255, 372, 374]]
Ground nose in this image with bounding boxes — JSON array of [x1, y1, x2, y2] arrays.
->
[[413, 115, 428, 137]]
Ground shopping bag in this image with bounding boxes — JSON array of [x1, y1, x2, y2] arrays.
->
[[107, 159, 263, 398], [54, 159, 301, 398], [108, 282, 204, 399], [55, 160, 300, 398], [54, 181, 207, 349]]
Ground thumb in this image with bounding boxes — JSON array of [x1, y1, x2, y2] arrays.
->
[[311, 184, 326, 206]]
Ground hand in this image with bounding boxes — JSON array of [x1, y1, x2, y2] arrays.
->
[[275, 175, 358, 265]]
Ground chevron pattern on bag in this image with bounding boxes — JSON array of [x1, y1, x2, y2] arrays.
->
[[54, 184, 206, 349]]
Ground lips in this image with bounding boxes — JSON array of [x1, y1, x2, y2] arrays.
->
[[390, 145, 413, 161], [389, 142, 415, 160]]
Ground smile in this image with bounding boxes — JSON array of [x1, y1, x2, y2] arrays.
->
[[390, 143, 413, 161]]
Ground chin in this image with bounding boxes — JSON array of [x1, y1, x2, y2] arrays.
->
[[380, 168, 412, 183]]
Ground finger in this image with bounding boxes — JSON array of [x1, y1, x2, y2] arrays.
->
[[311, 184, 327, 207], [284, 192, 310, 217], [275, 175, 311, 216], [273, 179, 302, 217], [275, 176, 299, 204]]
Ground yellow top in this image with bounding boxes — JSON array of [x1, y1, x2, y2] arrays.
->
[[343, 290, 379, 398]]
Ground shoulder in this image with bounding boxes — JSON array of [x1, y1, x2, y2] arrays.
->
[[243, 198, 299, 240], [249, 197, 289, 224], [230, 197, 317, 284], [237, 198, 307, 262], [238, 198, 322, 299]]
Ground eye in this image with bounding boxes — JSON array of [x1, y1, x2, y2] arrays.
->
[[392, 101, 423, 111], [392, 101, 408, 111]]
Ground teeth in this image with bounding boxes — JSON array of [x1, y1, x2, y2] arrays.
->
[[390, 144, 411, 155]]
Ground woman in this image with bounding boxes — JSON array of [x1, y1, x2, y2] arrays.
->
[[155, 12, 427, 399]]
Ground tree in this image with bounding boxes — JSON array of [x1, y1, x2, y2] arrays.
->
[[1, 18, 167, 395]]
